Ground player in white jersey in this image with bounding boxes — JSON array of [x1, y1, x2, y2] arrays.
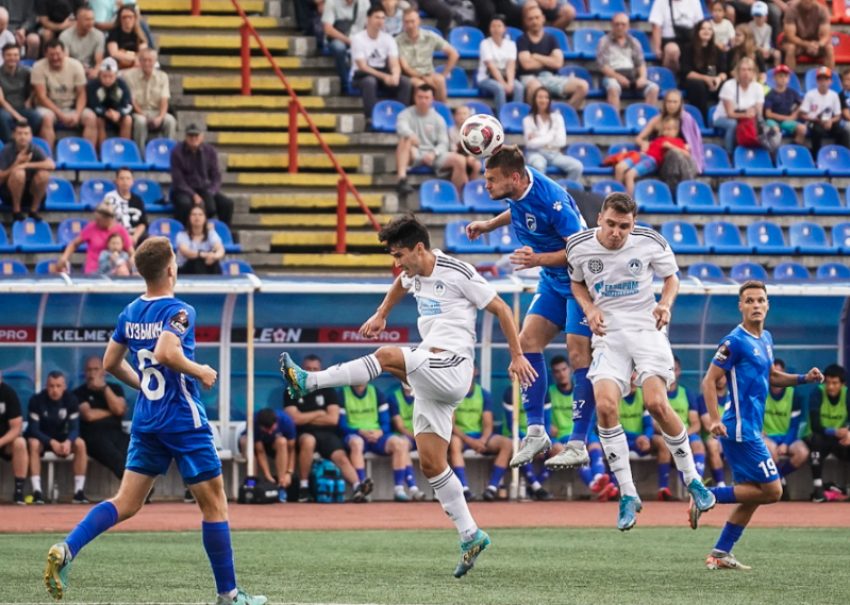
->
[[280, 215, 536, 578], [566, 193, 716, 530]]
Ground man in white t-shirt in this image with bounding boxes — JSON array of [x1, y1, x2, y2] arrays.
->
[[800, 66, 850, 156], [710, 57, 764, 154], [349, 5, 411, 126], [567, 192, 715, 531], [322, 0, 370, 94], [649, 0, 704, 72], [475, 15, 523, 110]]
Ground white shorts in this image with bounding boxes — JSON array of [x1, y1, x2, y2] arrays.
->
[[401, 347, 473, 443], [587, 329, 675, 398]]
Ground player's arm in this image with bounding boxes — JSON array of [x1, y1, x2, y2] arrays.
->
[[466, 210, 512, 242], [360, 275, 408, 339], [510, 236, 569, 271], [392, 414, 414, 438], [783, 393, 804, 446], [768, 364, 823, 389], [480, 410, 494, 442], [571, 279, 606, 336], [484, 295, 537, 386], [314, 403, 341, 427], [653, 272, 678, 331], [153, 331, 217, 389], [0, 416, 22, 449], [283, 404, 323, 425], [103, 339, 141, 391], [701, 363, 728, 437], [687, 409, 701, 436]]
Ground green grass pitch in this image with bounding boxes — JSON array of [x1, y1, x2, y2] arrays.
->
[[1, 528, 847, 605]]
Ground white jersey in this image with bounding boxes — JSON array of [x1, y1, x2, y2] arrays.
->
[[566, 226, 678, 332], [400, 250, 497, 360]]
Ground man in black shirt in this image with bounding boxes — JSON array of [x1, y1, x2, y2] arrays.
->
[[73, 356, 129, 481], [35, 0, 83, 43], [0, 368, 27, 504], [0, 44, 43, 144], [284, 354, 366, 502], [0, 120, 54, 222]]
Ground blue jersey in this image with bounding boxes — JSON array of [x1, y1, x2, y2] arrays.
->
[[506, 166, 584, 281], [253, 409, 297, 445], [711, 325, 775, 442], [111, 296, 207, 434]]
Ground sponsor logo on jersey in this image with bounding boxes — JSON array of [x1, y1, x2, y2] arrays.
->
[[588, 258, 604, 274], [714, 342, 731, 363], [169, 310, 190, 334], [552, 201, 562, 211], [434, 281, 447, 297], [417, 298, 443, 316], [627, 258, 643, 275], [525, 213, 537, 232], [594, 281, 639, 298]]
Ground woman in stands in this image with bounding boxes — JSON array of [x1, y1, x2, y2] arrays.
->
[[728, 23, 766, 80], [634, 88, 704, 173], [680, 19, 729, 122], [106, 5, 148, 69], [521, 87, 584, 181], [475, 15, 523, 110], [711, 56, 763, 154], [176, 206, 225, 275]]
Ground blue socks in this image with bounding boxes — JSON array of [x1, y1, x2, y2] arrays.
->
[[521, 353, 547, 426], [202, 521, 237, 595], [453, 466, 468, 488], [778, 459, 797, 477], [715, 521, 745, 554], [489, 465, 507, 490], [356, 468, 366, 483], [658, 462, 671, 490], [710, 485, 738, 504], [568, 368, 595, 442], [589, 448, 605, 478], [537, 466, 552, 484], [694, 452, 706, 479], [521, 463, 537, 486], [578, 465, 594, 486], [405, 465, 417, 488], [393, 469, 405, 487], [65, 500, 118, 558], [712, 467, 725, 485]]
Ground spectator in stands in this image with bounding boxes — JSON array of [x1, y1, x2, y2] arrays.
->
[[381, 0, 405, 36], [98, 232, 131, 275], [649, 0, 704, 72], [87, 57, 133, 148], [841, 67, 850, 141], [59, 6, 105, 80], [0, 120, 54, 222], [0, 8, 18, 62], [782, 0, 833, 71], [517, 0, 575, 30], [801, 66, 849, 156], [750, 2, 780, 68], [90, 0, 155, 46], [635, 88, 705, 172], [475, 15, 522, 111], [762, 359, 809, 500], [349, 6, 411, 129], [170, 122, 235, 227], [395, 84, 468, 196], [387, 382, 426, 501], [323, 0, 370, 92], [415, 0, 453, 36], [517, 5, 588, 109], [35, 0, 82, 43], [104, 167, 147, 245], [697, 373, 728, 488], [615, 116, 689, 194], [804, 363, 850, 502], [449, 105, 483, 179], [125, 48, 177, 153], [0, 44, 42, 145], [283, 354, 366, 503], [680, 20, 729, 122], [397, 9, 459, 104], [729, 23, 766, 77], [55, 201, 134, 275], [597, 13, 660, 111], [238, 407, 296, 497], [522, 87, 583, 180], [25, 370, 88, 504], [32, 39, 98, 150], [73, 355, 129, 482], [7, 0, 40, 60], [711, 56, 763, 154], [176, 205, 225, 275], [0, 367, 27, 505], [709, 1, 734, 51], [106, 4, 148, 70], [764, 64, 806, 145]]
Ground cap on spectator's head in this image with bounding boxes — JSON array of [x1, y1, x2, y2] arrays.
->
[[774, 64, 791, 75], [816, 66, 833, 79], [100, 57, 119, 73], [185, 122, 202, 135], [751, 1, 768, 16], [95, 201, 115, 217]]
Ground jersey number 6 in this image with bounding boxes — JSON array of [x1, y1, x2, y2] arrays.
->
[[137, 349, 165, 401]]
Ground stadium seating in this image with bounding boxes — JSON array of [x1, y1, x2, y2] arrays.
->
[[45, 178, 83, 211], [630, 0, 653, 19], [683, 104, 713, 136], [583, 102, 629, 134], [833, 222, 850, 252], [628, 29, 656, 60], [557, 65, 602, 97], [491, 225, 521, 252], [730, 262, 768, 280], [624, 103, 660, 133], [660, 220, 707, 253], [718, 181, 765, 214], [817, 145, 850, 176], [761, 182, 808, 214], [465, 100, 494, 117], [80, 178, 116, 208], [463, 180, 505, 212], [35, 260, 67, 275], [145, 138, 177, 171], [567, 143, 611, 174], [833, 32, 850, 62], [704, 220, 751, 253], [677, 180, 723, 213], [420, 179, 465, 212], [449, 27, 484, 58], [132, 179, 170, 212], [573, 28, 604, 58], [687, 262, 724, 279], [557, 179, 584, 191], [804, 67, 841, 92], [445, 220, 496, 253], [734, 147, 784, 177], [210, 219, 241, 253], [608, 142, 638, 155], [646, 66, 677, 96], [568, 0, 595, 19], [746, 221, 795, 254], [590, 0, 627, 19], [773, 262, 811, 280], [432, 101, 454, 126], [32, 137, 53, 159], [801, 183, 849, 214], [57, 218, 88, 248], [591, 180, 626, 196], [499, 102, 529, 134], [505, 26, 523, 41], [0, 226, 15, 253], [57, 137, 104, 170], [13, 219, 63, 253], [777, 145, 824, 177], [371, 100, 405, 133], [703, 144, 741, 176], [436, 66, 478, 96], [101, 138, 149, 170], [634, 180, 680, 213], [553, 102, 590, 134], [765, 68, 803, 94], [789, 222, 834, 254], [148, 218, 184, 247], [221, 260, 255, 275], [0, 260, 27, 275], [816, 262, 850, 280], [545, 27, 579, 59]]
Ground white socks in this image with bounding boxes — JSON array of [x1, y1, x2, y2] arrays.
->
[[306, 354, 382, 390], [31, 475, 42, 493], [527, 424, 545, 437], [662, 429, 700, 485], [74, 475, 86, 492], [428, 467, 478, 542], [300, 479, 309, 489], [598, 425, 637, 498]]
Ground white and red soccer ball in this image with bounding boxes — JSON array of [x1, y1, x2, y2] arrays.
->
[[459, 114, 505, 159]]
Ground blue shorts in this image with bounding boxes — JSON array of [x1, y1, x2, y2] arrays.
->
[[127, 425, 222, 485], [345, 433, 394, 455], [626, 434, 651, 457], [461, 432, 498, 452], [404, 435, 417, 451], [620, 153, 658, 177], [720, 437, 780, 484], [527, 273, 592, 337]]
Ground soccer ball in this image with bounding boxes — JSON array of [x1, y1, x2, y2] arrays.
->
[[459, 114, 505, 159]]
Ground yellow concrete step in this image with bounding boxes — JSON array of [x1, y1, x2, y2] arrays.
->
[[236, 173, 371, 186], [182, 75, 312, 92], [282, 253, 390, 268], [157, 34, 288, 51], [190, 96, 326, 110], [208, 112, 337, 130], [164, 56, 302, 70], [272, 231, 381, 247], [146, 15, 280, 28], [259, 214, 391, 227], [215, 132, 349, 146], [228, 153, 359, 170], [251, 193, 382, 210], [139, 0, 264, 13]]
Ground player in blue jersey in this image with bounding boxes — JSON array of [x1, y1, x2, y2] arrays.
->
[[43, 237, 265, 605], [465, 146, 596, 469], [695, 280, 822, 570]]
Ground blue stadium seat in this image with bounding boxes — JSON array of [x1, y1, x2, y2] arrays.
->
[[646, 66, 677, 96], [0, 260, 27, 275], [567, 142, 612, 174], [557, 65, 602, 98], [816, 262, 850, 280], [591, 180, 626, 196], [432, 101, 455, 126], [148, 218, 184, 247], [773, 262, 811, 281], [552, 102, 590, 134], [684, 104, 714, 136], [445, 220, 496, 253], [221, 259, 254, 275], [57, 218, 89, 248], [804, 68, 841, 93], [463, 180, 505, 212], [628, 29, 656, 60], [499, 102, 529, 134], [80, 178, 116, 208], [746, 221, 795, 254], [0, 226, 14, 252], [730, 262, 768, 281], [101, 137, 149, 170], [734, 147, 784, 177], [802, 183, 849, 215], [372, 100, 405, 132], [765, 68, 802, 94], [505, 27, 523, 42], [687, 262, 724, 279], [420, 179, 465, 212], [45, 177, 83, 211], [568, 0, 595, 18], [491, 225, 521, 252], [12, 219, 63, 253], [634, 180, 680, 213], [660, 220, 707, 253], [32, 137, 53, 159], [704, 220, 751, 254], [132, 179, 171, 212], [589, 0, 627, 18], [465, 100, 494, 117], [436, 65, 478, 97], [145, 138, 177, 171], [718, 181, 765, 214], [630, 0, 652, 19], [582, 102, 629, 134], [677, 180, 723, 214], [608, 142, 638, 155], [210, 219, 241, 253], [760, 182, 807, 215], [624, 103, 660, 133], [56, 137, 104, 170], [817, 145, 850, 176], [557, 179, 584, 192], [449, 26, 484, 58], [573, 28, 604, 58], [544, 27, 579, 59], [833, 222, 850, 252], [789, 222, 834, 254], [35, 259, 70, 275], [777, 145, 824, 176], [703, 144, 741, 176]]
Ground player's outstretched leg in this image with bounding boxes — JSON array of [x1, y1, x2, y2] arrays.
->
[[282, 351, 382, 397], [545, 334, 594, 469]]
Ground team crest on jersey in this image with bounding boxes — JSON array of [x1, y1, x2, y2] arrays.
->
[[0, 403, 5, 415], [588, 259, 604, 274], [315, 395, 325, 407], [627, 258, 643, 275], [169, 309, 189, 334], [58, 408, 67, 420], [434, 281, 447, 297], [714, 341, 731, 363], [552, 201, 562, 211], [525, 213, 537, 232]]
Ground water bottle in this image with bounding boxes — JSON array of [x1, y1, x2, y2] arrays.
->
[[278, 488, 287, 503]]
